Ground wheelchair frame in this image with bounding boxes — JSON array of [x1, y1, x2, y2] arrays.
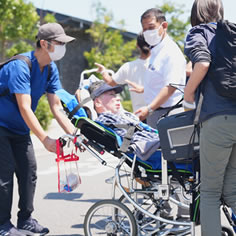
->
[[56, 68, 235, 236]]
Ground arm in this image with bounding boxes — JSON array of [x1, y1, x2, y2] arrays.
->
[[186, 61, 192, 78], [135, 85, 176, 120], [125, 79, 144, 93], [15, 93, 57, 153], [148, 85, 176, 110], [47, 93, 75, 135], [94, 62, 117, 86], [184, 26, 212, 103], [184, 62, 210, 103], [75, 89, 81, 103]]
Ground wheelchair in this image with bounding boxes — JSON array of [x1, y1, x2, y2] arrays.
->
[[56, 69, 235, 236]]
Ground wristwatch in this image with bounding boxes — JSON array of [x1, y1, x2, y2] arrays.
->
[[147, 105, 154, 115]]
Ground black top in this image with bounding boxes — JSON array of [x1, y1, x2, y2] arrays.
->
[[184, 23, 236, 122]]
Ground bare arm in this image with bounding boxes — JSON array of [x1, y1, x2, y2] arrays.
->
[[75, 89, 81, 103], [47, 93, 75, 135], [15, 93, 57, 153], [184, 62, 210, 103], [149, 85, 176, 110], [135, 85, 176, 121], [94, 62, 117, 86], [125, 79, 144, 94], [186, 61, 193, 78]]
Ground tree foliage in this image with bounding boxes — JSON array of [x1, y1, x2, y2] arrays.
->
[[0, 0, 40, 60], [0, 0, 57, 129], [84, 3, 136, 73], [35, 95, 53, 130], [156, 0, 190, 50], [0, 0, 56, 60]]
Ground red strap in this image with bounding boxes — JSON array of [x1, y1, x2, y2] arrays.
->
[[55, 137, 80, 192]]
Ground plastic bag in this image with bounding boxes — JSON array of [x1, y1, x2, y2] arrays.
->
[[56, 137, 81, 193]]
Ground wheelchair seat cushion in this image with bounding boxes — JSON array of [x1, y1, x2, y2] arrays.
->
[[127, 150, 194, 174]]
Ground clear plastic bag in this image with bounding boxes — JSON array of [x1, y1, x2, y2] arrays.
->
[[56, 137, 81, 193]]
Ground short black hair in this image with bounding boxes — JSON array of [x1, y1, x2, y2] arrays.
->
[[141, 8, 166, 24], [36, 40, 41, 48], [190, 0, 224, 26], [137, 33, 150, 55], [88, 80, 104, 96], [36, 39, 53, 49]]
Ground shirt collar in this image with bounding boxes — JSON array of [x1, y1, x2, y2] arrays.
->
[[151, 34, 169, 54]]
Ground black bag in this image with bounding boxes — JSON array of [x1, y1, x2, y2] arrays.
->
[[209, 20, 236, 99], [0, 55, 51, 97], [0, 55, 32, 97], [156, 110, 199, 162]]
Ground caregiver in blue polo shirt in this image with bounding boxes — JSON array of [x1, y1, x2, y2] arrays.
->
[[0, 23, 75, 236]]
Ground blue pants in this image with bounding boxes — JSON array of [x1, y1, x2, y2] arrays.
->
[[0, 127, 37, 225]]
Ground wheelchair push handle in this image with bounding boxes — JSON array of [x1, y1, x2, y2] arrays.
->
[[79, 68, 114, 88]]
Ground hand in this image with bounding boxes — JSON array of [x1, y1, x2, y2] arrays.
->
[[134, 106, 149, 121], [125, 80, 144, 93], [42, 136, 58, 154], [94, 62, 106, 74]]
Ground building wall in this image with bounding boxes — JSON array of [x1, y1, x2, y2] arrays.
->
[[38, 9, 137, 94], [56, 27, 92, 94]]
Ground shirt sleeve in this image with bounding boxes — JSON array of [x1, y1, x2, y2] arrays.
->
[[184, 25, 212, 64], [46, 62, 62, 93], [113, 62, 130, 84]]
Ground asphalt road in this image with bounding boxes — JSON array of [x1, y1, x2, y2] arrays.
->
[[10, 119, 233, 236], [11, 119, 121, 236]]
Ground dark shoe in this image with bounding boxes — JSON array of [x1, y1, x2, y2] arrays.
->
[[0, 221, 25, 236], [17, 218, 49, 236]]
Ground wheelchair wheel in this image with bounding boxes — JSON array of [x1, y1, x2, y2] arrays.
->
[[221, 226, 234, 236], [119, 192, 159, 219], [84, 199, 137, 236], [118, 192, 167, 235]]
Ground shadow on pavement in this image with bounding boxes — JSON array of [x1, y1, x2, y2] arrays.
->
[[75, 198, 105, 203], [44, 193, 105, 205], [48, 234, 83, 236], [72, 224, 84, 229], [44, 192, 83, 201]]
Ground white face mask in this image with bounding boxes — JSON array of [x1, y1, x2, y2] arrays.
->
[[48, 44, 66, 61], [143, 23, 163, 46]]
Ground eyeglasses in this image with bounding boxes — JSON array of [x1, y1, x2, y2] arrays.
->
[[47, 40, 65, 46]]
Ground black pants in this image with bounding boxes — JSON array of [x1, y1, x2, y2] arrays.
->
[[0, 127, 37, 225]]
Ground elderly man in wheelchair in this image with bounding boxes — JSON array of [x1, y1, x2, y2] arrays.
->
[[55, 77, 234, 236]]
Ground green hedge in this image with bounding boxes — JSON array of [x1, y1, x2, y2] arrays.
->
[[121, 100, 132, 113], [35, 95, 53, 130]]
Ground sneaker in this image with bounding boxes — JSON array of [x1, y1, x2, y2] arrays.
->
[[17, 218, 49, 236], [0, 221, 25, 236]]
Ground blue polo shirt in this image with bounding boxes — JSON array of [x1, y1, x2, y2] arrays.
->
[[0, 51, 61, 135]]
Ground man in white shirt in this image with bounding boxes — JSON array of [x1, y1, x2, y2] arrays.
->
[[95, 33, 151, 112], [133, 8, 186, 128]]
